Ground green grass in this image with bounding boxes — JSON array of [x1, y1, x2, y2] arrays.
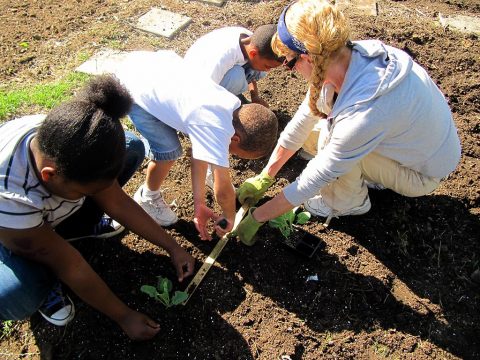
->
[[0, 72, 90, 121], [0, 320, 15, 339]]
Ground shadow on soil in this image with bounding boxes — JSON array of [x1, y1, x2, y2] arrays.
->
[[221, 189, 480, 359], [27, 145, 479, 359], [28, 234, 254, 359], [27, 192, 479, 359]]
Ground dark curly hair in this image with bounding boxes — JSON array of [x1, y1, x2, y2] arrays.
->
[[233, 103, 278, 157], [36, 75, 132, 183]]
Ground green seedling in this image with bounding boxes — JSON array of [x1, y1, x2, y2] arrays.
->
[[268, 206, 311, 239], [140, 276, 188, 308]]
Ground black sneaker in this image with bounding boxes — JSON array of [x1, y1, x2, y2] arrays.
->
[[38, 283, 75, 326], [65, 215, 125, 242]]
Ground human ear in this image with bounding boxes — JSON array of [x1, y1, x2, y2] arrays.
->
[[248, 48, 258, 60], [40, 167, 57, 182], [300, 53, 312, 64], [231, 134, 241, 144]]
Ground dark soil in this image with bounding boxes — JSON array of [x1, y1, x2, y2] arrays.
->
[[1, 0, 479, 359]]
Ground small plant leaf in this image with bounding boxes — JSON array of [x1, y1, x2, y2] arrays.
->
[[171, 291, 188, 305], [286, 209, 296, 226], [269, 210, 298, 239], [157, 276, 173, 293], [268, 215, 285, 229], [140, 285, 159, 299], [279, 224, 291, 238], [296, 211, 311, 225], [142, 275, 187, 308], [158, 290, 171, 307]]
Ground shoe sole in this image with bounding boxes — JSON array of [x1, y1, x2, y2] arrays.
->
[[38, 295, 75, 326], [65, 224, 125, 242], [305, 198, 371, 218], [93, 224, 126, 239]]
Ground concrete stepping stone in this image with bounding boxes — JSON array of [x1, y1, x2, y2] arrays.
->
[[439, 14, 480, 36], [336, 0, 377, 16], [135, 8, 191, 39], [75, 49, 130, 75]]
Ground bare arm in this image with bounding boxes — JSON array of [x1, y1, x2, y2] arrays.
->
[[263, 143, 297, 178], [92, 182, 195, 281], [190, 159, 235, 239], [211, 164, 235, 236], [211, 165, 236, 222], [248, 80, 269, 108], [190, 158, 220, 240], [251, 191, 295, 223], [0, 226, 159, 340]]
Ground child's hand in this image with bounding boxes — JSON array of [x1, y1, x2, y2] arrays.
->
[[118, 310, 160, 341], [193, 203, 218, 241], [170, 247, 195, 282], [214, 217, 233, 238]]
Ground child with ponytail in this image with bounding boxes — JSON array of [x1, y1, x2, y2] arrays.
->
[[0, 75, 194, 340]]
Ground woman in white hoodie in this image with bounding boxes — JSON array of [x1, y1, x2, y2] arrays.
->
[[236, 0, 461, 245]]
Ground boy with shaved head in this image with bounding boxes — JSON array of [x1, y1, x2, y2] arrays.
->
[[114, 50, 278, 240], [184, 24, 283, 108]]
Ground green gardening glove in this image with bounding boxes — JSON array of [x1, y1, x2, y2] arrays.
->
[[236, 207, 265, 246], [236, 171, 275, 206]]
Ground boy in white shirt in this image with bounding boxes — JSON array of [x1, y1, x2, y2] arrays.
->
[[184, 24, 283, 108], [115, 50, 278, 240]]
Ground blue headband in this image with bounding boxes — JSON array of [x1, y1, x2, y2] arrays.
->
[[277, 4, 308, 54]]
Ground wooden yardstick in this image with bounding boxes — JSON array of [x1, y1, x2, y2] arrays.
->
[[181, 203, 250, 305]]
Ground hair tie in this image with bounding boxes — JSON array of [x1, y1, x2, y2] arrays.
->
[[277, 4, 308, 54]]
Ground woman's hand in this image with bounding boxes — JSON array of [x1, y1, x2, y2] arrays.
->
[[236, 207, 264, 246], [236, 171, 275, 205]]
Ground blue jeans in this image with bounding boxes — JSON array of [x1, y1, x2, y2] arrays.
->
[[128, 104, 183, 161], [0, 131, 145, 320], [219, 64, 266, 95]]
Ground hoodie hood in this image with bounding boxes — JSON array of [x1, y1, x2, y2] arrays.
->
[[330, 40, 413, 119]]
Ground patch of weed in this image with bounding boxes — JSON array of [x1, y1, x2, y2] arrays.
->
[[0, 72, 90, 121], [372, 341, 392, 357], [1, 320, 15, 340]]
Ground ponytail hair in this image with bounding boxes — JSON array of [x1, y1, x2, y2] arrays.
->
[[272, 0, 350, 116], [37, 75, 132, 183]]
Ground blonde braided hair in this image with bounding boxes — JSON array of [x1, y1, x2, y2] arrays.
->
[[272, 0, 350, 116]]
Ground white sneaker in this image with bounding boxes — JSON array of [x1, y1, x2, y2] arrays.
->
[[297, 149, 315, 161], [365, 180, 386, 190], [304, 194, 371, 226], [134, 185, 178, 226]]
